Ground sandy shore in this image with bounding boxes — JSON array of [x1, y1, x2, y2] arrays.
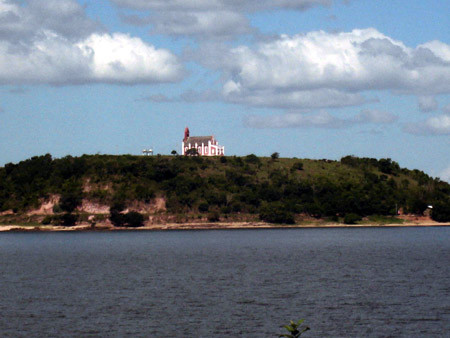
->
[[1, 221, 449, 232]]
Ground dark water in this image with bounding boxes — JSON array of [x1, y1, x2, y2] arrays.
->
[[0, 228, 449, 337]]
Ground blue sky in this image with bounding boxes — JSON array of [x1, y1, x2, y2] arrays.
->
[[0, 0, 449, 180]]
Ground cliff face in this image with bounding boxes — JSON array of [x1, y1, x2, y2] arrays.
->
[[0, 154, 449, 223]]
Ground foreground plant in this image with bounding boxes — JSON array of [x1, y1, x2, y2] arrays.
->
[[280, 319, 310, 337]]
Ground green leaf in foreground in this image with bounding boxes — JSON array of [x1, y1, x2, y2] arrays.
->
[[280, 319, 310, 337]]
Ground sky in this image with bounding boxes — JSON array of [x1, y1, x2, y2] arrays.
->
[[0, 0, 449, 181]]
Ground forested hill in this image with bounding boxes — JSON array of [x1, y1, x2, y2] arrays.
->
[[1, 153, 450, 224]]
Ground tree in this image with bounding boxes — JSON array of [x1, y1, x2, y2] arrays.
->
[[431, 201, 450, 222], [110, 209, 145, 227], [245, 154, 261, 165], [198, 202, 209, 213], [60, 213, 78, 226], [171, 150, 178, 156], [344, 213, 362, 224], [185, 148, 199, 156], [259, 202, 295, 224], [271, 152, 280, 160], [207, 210, 220, 222], [291, 161, 304, 171], [123, 211, 145, 227]]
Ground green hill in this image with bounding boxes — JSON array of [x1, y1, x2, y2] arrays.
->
[[1, 153, 449, 225]]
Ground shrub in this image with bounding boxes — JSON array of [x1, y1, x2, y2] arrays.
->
[[245, 154, 260, 165], [231, 201, 242, 213], [123, 211, 145, 227], [259, 202, 295, 224], [61, 213, 78, 226], [185, 148, 199, 156], [207, 211, 220, 222], [220, 205, 231, 214], [431, 201, 450, 222], [110, 211, 145, 227], [344, 213, 362, 224], [52, 204, 63, 213], [41, 215, 53, 225], [198, 202, 209, 213], [60, 193, 82, 213], [291, 161, 304, 171], [271, 152, 279, 160], [110, 201, 125, 213], [110, 210, 124, 227]]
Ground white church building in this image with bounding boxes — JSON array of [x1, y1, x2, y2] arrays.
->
[[181, 127, 225, 156]]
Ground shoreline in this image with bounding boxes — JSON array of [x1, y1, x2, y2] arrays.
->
[[1, 221, 450, 232]]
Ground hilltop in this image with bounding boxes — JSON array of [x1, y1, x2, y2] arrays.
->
[[0, 153, 449, 228]]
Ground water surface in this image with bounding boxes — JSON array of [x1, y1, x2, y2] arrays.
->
[[0, 228, 449, 337]]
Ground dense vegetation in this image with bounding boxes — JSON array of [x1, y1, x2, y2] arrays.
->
[[0, 153, 449, 224]]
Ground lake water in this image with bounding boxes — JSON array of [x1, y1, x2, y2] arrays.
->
[[0, 228, 449, 337]]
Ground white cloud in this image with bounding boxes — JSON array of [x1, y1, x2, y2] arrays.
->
[[224, 86, 368, 109], [111, 0, 332, 12], [224, 29, 450, 93], [0, 0, 100, 41], [354, 109, 398, 124], [203, 29, 450, 109], [111, 0, 333, 37], [245, 108, 398, 129], [78, 33, 183, 84], [245, 111, 345, 129], [0, 0, 184, 85], [443, 103, 450, 114], [404, 114, 450, 135], [418, 96, 438, 112], [147, 10, 252, 37], [140, 90, 220, 102]]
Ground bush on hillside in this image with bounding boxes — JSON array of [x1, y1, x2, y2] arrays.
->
[[123, 211, 145, 227], [245, 154, 261, 165], [207, 211, 220, 222], [343, 213, 362, 224], [60, 213, 78, 227], [259, 202, 295, 224], [271, 152, 279, 160], [198, 202, 209, 213], [431, 201, 450, 222], [291, 161, 304, 171], [110, 210, 145, 227]]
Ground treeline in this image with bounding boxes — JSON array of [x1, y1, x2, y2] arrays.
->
[[0, 153, 449, 224]]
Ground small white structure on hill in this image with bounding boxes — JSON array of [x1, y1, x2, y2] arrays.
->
[[181, 127, 225, 156]]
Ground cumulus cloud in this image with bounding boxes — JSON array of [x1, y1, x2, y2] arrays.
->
[[202, 29, 450, 109], [418, 96, 438, 112], [0, 0, 184, 85], [0, 0, 100, 42], [111, 0, 333, 37], [404, 114, 450, 135], [0, 32, 183, 85]]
